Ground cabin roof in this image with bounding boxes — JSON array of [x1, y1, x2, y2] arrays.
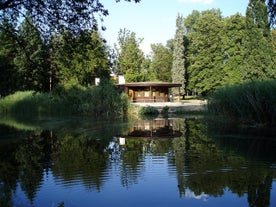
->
[[117, 82, 182, 88]]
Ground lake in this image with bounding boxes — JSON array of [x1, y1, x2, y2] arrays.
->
[[0, 116, 275, 207]]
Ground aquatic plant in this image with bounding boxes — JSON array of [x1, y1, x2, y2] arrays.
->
[[0, 80, 129, 118], [208, 80, 276, 126]]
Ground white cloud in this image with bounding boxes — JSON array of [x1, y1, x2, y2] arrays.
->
[[185, 189, 209, 201], [178, 0, 214, 4]]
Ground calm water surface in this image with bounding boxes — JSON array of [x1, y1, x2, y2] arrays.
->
[[0, 116, 275, 207]]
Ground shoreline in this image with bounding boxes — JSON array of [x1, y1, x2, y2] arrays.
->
[[131, 100, 207, 112]]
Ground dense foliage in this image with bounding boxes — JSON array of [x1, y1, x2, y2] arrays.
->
[[0, 16, 111, 96], [0, 80, 129, 118], [172, 14, 186, 96], [0, 0, 140, 38], [50, 30, 110, 87], [184, 6, 275, 95], [114, 29, 146, 82], [1, 0, 276, 118], [208, 80, 276, 126], [150, 41, 173, 82]]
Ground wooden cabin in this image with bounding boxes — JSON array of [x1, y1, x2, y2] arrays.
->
[[116, 119, 182, 139], [117, 82, 182, 102]]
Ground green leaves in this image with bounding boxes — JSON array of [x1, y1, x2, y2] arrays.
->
[[243, 0, 276, 80], [14, 16, 50, 92], [51, 30, 110, 87], [185, 5, 276, 96], [186, 10, 224, 95], [172, 14, 186, 95], [151, 42, 173, 82], [115, 29, 145, 82]]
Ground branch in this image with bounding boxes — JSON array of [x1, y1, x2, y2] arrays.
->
[[0, 0, 22, 10]]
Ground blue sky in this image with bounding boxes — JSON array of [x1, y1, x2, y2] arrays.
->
[[101, 0, 249, 54]]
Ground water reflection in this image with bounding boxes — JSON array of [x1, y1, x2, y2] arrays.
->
[[0, 117, 275, 207]]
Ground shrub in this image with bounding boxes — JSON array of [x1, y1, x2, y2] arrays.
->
[[0, 80, 129, 118], [161, 106, 169, 115], [139, 106, 159, 116]]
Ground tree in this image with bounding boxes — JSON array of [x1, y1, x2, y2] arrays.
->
[[51, 30, 110, 87], [0, 0, 140, 38], [172, 14, 186, 96], [243, 0, 276, 80], [0, 17, 19, 96], [272, 29, 276, 51], [150, 41, 173, 82], [184, 10, 201, 33], [186, 10, 224, 95], [115, 29, 145, 82], [221, 14, 247, 85], [14, 16, 50, 92]]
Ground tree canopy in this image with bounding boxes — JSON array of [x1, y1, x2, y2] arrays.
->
[[0, 0, 140, 38], [150, 41, 173, 82], [114, 29, 146, 82]]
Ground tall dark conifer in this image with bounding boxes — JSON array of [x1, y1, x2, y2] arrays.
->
[[0, 18, 19, 95], [15, 16, 50, 91], [51, 30, 110, 87]]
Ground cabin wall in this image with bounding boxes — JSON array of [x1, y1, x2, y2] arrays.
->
[[129, 87, 169, 102]]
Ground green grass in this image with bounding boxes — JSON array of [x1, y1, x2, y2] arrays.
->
[[208, 80, 276, 126]]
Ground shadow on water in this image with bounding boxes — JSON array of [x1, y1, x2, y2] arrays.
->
[[0, 115, 275, 207]]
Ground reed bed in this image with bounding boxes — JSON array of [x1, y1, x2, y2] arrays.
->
[[0, 81, 129, 118], [208, 80, 276, 126]]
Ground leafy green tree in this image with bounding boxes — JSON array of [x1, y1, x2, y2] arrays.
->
[[150, 41, 173, 82], [0, 17, 19, 96], [51, 30, 110, 87], [244, 0, 276, 80], [115, 29, 145, 82], [272, 29, 276, 52], [221, 14, 247, 85], [14, 16, 50, 92], [172, 14, 186, 96], [186, 10, 224, 95], [184, 10, 201, 33]]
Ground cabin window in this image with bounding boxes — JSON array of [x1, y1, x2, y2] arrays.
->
[[137, 90, 142, 97], [144, 91, 150, 97]]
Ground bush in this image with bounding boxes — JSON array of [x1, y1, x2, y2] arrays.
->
[[0, 80, 129, 118], [139, 106, 159, 116], [208, 80, 276, 126]]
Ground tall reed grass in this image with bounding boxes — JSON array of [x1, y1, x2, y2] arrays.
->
[[0, 80, 129, 118], [208, 80, 276, 126]]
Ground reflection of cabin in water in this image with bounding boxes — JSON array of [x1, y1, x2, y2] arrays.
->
[[117, 82, 182, 103], [121, 119, 182, 139]]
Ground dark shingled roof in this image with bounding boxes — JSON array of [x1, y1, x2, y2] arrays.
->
[[117, 82, 182, 87]]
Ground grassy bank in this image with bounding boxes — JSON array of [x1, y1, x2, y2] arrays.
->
[[208, 80, 276, 126], [0, 81, 129, 118]]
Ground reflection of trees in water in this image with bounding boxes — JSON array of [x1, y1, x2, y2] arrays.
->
[[52, 133, 109, 191], [0, 130, 57, 206], [0, 141, 18, 207], [171, 118, 275, 207], [0, 118, 275, 207]]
